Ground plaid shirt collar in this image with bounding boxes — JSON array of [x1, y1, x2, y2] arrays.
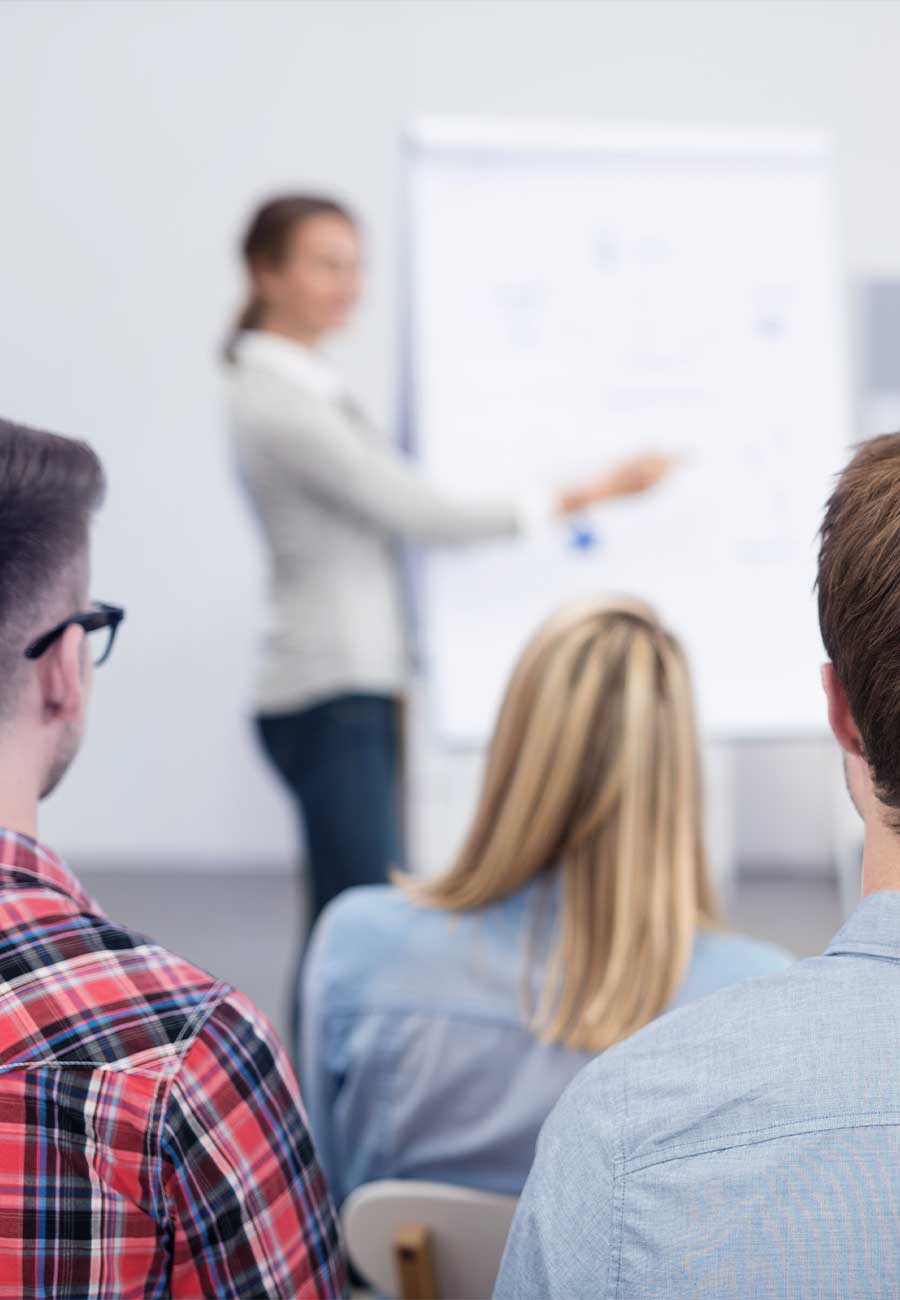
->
[[0, 828, 99, 916]]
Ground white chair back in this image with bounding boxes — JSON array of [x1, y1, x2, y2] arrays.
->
[[342, 1179, 518, 1299]]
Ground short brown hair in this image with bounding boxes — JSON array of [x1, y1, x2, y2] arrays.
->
[[818, 431, 900, 817], [0, 417, 105, 697]]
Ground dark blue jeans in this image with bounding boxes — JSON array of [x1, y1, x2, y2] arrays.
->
[[258, 694, 403, 1062], [256, 693, 403, 927]]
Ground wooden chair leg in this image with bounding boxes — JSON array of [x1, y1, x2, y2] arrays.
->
[[393, 1223, 439, 1300]]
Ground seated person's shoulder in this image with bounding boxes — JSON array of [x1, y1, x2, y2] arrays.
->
[[1, 902, 230, 1071], [642, 947, 801, 1074], [173, 983, 285, 1085], [559, 954, 807, 1168], [313, 883, 420, 953], [113, 936, 246, 1069], [306, 881, 518, 1014], [305, 884, 427, 998]]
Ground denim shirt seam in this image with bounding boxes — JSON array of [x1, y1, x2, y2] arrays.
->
[[623, 1110, 900, 1177], [608, 1060, 628, 1300], [319, 1001, 527, 1032]]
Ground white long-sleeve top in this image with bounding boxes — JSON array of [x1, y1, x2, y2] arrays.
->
[[227, 330, 532, 715]]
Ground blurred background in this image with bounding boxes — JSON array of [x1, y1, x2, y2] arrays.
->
[[3, 0, 900, 1038]]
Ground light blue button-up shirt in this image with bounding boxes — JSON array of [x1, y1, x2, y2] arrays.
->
[[494, 890, 900, 1300], [300, 880, 791, 1209]]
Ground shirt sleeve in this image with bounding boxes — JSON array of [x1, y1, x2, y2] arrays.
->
[[493, 1058, 621, 1300], [242, 371, 549, 545], [162, 988, 349, 1299]]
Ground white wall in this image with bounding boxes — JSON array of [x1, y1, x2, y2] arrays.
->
[[2, 0, 900, 870]]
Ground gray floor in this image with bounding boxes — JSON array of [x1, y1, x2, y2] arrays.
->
[[81, 867, 304, 1041], [79, 866, 846, 1045]]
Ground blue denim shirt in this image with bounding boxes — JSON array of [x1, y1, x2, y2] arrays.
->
[[300, 880, 791, 1208], [494, 889, 900, 1300]]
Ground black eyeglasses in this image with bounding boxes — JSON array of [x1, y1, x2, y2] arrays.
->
[[25, 602, 126, 668]]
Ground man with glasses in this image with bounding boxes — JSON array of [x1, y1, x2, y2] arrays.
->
[[0, 417, 347, 1298]]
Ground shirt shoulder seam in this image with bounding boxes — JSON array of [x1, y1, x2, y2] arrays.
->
[[313, 1000, 532, 1032], [0, 978, 228, 1078], [153, 980, 232, 1224], [623, 1110, 900, 1176], [608, 1056, 628, 1299]]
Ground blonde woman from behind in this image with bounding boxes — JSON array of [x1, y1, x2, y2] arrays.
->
[[300, 597, 792, 1207]]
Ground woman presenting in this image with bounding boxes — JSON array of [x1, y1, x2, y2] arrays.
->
[[225, 194, 669, 932]]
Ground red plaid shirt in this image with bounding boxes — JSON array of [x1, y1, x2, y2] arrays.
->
[[0, 830, 348, 1298]]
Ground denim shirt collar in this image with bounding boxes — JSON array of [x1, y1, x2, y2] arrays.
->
[[825, 890, 900, 961]]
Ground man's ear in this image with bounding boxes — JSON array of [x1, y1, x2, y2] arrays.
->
[[822, 662, 864, 756], [35, 624, 88, 723]]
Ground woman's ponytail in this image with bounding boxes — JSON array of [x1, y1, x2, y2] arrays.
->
[[223, 295, 266, 363]]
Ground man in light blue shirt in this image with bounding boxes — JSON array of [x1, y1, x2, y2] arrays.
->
[[496, 431, 900, 1299]]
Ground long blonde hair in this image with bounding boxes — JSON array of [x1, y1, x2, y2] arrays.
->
[[399, 596, 719, 1053]]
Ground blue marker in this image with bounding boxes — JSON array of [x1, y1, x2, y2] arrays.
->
[[569, 521, 601, 551]]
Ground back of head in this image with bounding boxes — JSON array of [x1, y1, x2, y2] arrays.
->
[[0, 417, 105, 718], [819, 431, 900, 823], [403, 596, 717, 1052]]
